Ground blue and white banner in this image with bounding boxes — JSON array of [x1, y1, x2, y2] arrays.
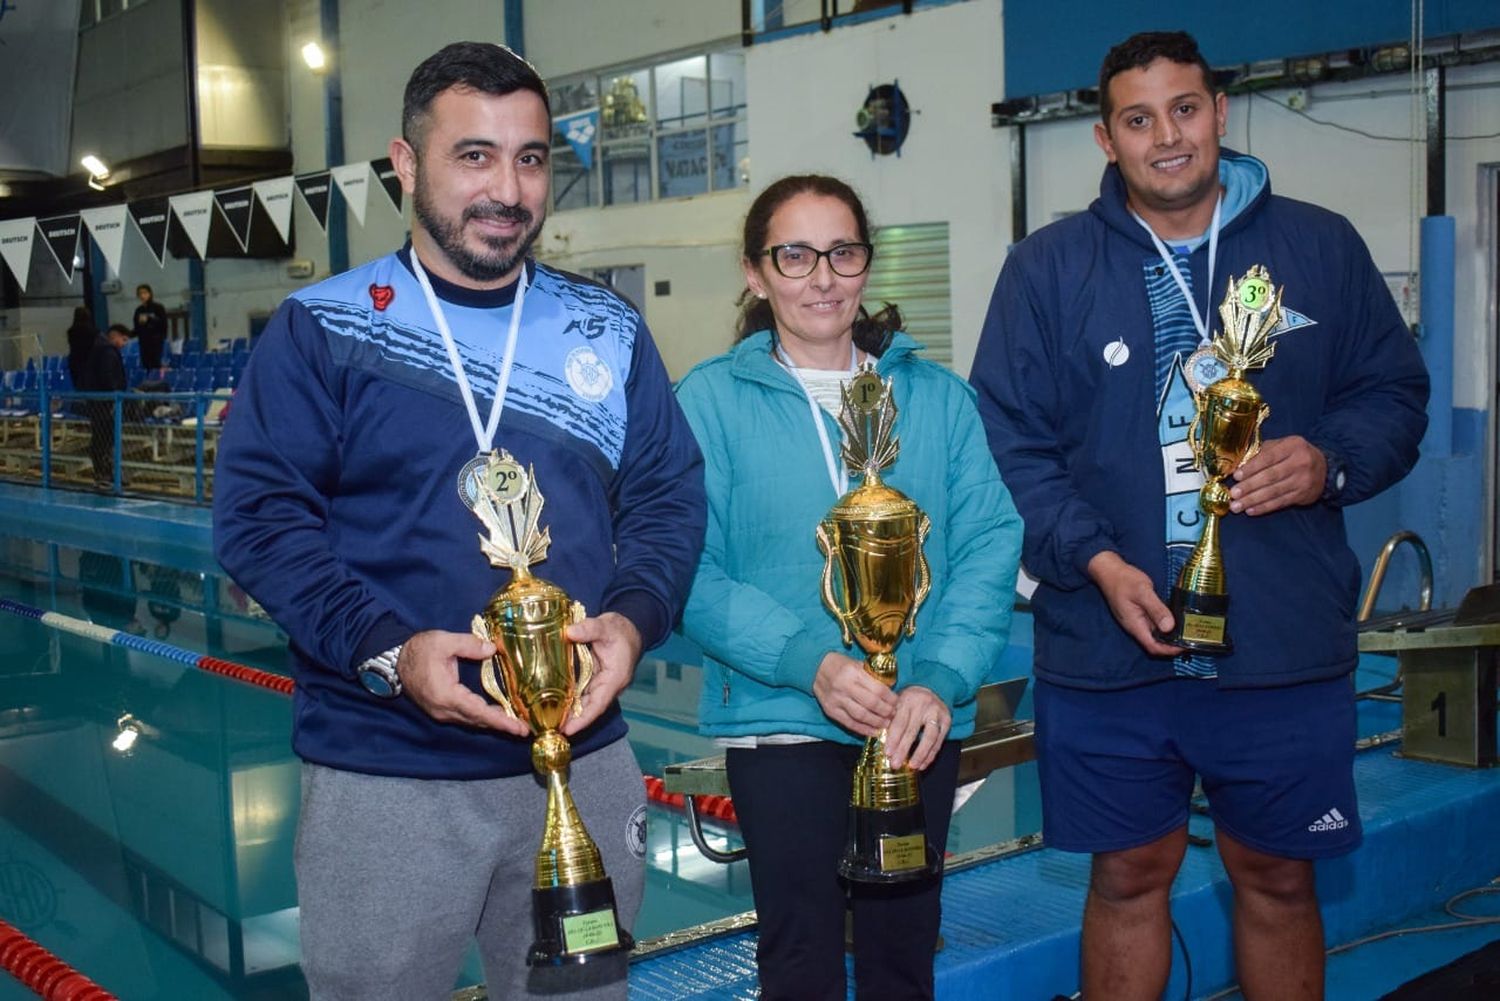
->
[[556, 108, 600, 169], [0, 0, 83, 175]]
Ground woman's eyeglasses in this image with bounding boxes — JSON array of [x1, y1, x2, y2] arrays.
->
[[760, 242, 874, 279]]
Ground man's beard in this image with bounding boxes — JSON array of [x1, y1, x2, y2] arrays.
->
[[413, 178, 545, 284]]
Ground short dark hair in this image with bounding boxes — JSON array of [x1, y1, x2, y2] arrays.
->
[[735, 174, 900, 357], [107, 323, 131, 337], [402, 42, 550, 153], [136, 283, 152, 296], [1098, 31, 1215, 122]]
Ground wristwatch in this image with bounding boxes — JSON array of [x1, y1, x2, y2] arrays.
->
[[357, 644, 404, 698]]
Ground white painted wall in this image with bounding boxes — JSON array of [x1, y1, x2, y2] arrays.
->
[[538, 190, 751, 379], [72, 0, 189, 167], [744, 0, 1010, 376], [1022, 62, 1500, 410]]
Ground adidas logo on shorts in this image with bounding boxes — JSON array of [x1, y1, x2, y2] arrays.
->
[[1307, 807, 1350, 832]]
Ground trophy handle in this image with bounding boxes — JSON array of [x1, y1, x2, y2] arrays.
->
[[1244, 403, 1271, 466], [907, 513, 933, 638], [815, 521, 855, 647], [1186, 396, 1206, 464], [473, 613, 518, 719], [569, 600, 596, 719]]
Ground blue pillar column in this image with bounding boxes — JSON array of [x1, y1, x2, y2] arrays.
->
[[322, 0, 348, 276], [1418, 215, 1454, 458]]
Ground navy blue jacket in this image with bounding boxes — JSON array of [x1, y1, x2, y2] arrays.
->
[[213, 249, 706, 777], [971, 152, 1429, 690]]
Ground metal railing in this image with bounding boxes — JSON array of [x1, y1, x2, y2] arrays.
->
[[741, 0, 918, 44], [0, 386, 227, 504]]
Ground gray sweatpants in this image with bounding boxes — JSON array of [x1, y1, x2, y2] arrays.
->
[[295, 738, 647, 1000]]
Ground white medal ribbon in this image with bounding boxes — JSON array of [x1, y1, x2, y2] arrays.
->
[[776, 341, 858, 498], [409, 250, 528, 455], [1133, 194, 1222, 344]]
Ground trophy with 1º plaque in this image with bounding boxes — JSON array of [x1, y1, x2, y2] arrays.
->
[[816, 365, 937, 883]]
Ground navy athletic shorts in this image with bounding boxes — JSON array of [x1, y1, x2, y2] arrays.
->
[[1033, 674, 1362, 859]]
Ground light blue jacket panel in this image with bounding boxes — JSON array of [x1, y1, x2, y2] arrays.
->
[[676, 330, 1023, 744]]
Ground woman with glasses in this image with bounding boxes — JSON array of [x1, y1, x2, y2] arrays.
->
[[675, 174, 1022, 1000]]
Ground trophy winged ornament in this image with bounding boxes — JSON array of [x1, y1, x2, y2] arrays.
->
[[816, 366, 937, 882], [462, 449, 633, 964], [1164, 265, 1283, 653]]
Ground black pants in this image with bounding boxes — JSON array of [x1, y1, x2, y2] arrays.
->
[[86, 403, 115, 484], [726, 739, 961, 1001], [138, 332, 164, 370]]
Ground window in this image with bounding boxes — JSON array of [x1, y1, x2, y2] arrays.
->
[[548, 48, 748, 212]]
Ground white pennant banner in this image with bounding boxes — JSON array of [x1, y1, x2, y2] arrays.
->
[[169, 190, 216, 259], [253, 176, 296, 243], [0, 218, 36, 291], [81, 205, 129, 276], [331, 162, 371, 226]]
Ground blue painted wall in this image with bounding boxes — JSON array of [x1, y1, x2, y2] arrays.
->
[[1345, 217, 1486, 614], [1004, 0, 1500, 97]]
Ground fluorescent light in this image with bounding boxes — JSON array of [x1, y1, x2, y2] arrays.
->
[[301, 42, 327, 71], [80, 154, 110, 180]]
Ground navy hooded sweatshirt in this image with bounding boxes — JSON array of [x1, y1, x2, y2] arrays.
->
[[971, 150, 1429, 691]]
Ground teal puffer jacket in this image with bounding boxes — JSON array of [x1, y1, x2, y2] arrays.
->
[[676, 330, 1023, 744]]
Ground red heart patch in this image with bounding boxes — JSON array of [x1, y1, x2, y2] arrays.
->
[[369, 284, 394, 311]]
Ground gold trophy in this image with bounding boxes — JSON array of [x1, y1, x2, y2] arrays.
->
[[463, 450, 632, 965], [1164, 265, 1282, 653], [816, 366, 935, 883]]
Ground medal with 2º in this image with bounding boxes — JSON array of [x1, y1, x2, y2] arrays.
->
[[457, 450, 529, 512]]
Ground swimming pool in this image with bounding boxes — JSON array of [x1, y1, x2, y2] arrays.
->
[[0, 536, 1040, 1000]]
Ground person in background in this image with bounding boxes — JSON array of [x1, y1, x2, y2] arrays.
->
[[213, 41, 705, 1001], [81, 323, 130, 490], [66, 305, 97, 387], [970, 30, 1428, 1001], [132, 283, 168, 370], [675, 174, 1022, 1001]]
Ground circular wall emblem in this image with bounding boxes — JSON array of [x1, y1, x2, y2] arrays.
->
[[625, 804, 647, 860], [565, 346, 613, 403]]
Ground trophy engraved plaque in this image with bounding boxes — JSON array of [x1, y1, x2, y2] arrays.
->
[[463, 450, 633, 964], [1165, 265, 1282, 653], [816, 366, 937, 882]]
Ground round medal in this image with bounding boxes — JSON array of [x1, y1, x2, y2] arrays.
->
[[1184, 346, 1229, 395]]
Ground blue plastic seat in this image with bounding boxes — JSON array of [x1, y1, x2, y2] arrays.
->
[[193, 369, 215, 392], [213, 367, 234, 389]]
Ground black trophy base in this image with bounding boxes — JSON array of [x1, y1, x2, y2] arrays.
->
[[838, 803, 940, 885], [1161, 586, 1233, 654], [527, 879, 634, 966]]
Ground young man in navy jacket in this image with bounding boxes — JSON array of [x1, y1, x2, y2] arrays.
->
[[972, 31, 1428, 1001], [213, 42, 705, 1000]]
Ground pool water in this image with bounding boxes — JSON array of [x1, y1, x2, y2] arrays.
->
[[0, 538, 1040, 1000]]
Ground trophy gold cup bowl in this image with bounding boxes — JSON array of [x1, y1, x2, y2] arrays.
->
[[1164, 266, 1281, 653], [464, 451, 632, 965], [817, 369, 936, 883]]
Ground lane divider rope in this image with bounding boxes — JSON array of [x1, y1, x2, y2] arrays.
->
[[1, 598, 735, 823], [0, 918, 117, 1001]]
